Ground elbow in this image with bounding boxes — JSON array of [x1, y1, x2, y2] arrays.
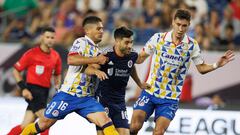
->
[[67, 57, 74, 65], [199, 70, 208, 75], [67, 58, 71, 65]]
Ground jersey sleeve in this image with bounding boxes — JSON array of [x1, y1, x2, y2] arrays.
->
[[191, 41, 204, 65], [142, 33, 160, 55], [54, 53, 62, 75], [131, 49, 139, 63], [14, 50, 32, 71], [68, 38, 86, 56]]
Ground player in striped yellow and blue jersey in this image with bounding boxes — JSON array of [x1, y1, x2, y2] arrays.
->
[[21, 16, 119, 135], [130, 9, 235, 135]]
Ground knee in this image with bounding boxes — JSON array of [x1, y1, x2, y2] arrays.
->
[[97, 114, 112, 127], [38, 118, 54, 130], [154, 128, 165, 135], [130, 122, 142, 133]]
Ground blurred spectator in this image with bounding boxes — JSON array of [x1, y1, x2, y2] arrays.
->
[[184, 0, 208, 25], [194, 23, 211, 50], [28, 6, 53, 38], [206, 0, 228, 21], [138, 0, 161, 29], [2, 18, 31, 43], [205, 9, 221, 47], [77, 0, 106, 14], [219, 24, 236, 50], [228, 0, 240, 36], [1, 0, 38, 18], [115, 0, 142, 28], [207, 94, 226, 110]]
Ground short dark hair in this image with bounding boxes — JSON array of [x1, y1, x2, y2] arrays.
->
[[114, 26, 133, 39], [41, 26, 55, 34], [82, 16, 102, 27], [174, 9, 191, 21]]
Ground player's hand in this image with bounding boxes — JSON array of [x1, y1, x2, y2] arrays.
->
[[22, 89, 33, 100], [217, 50, 234, 67], [97, 54, 109, 65], [94, 70, 108, 81], [140, 82, 151, 89]]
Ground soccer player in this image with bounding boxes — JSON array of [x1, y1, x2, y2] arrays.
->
[[7, 27, 62, 135], [85, 26, 150, 135], [21, 16, 119, 135], [130, 9, 235, 135]]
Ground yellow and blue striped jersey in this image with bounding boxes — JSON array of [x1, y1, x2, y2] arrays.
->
[[143, 31, 203, 100], [59, 36, 99, 97]]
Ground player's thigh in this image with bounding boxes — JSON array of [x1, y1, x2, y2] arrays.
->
[[38, 116, 57, 130], [154, 116, 171, 135], [21, 110, 37, 128], [117, 128, 130, 135], [35, 108, 45, 119], [133, 90, 155, 122], [130, 109, 147, 126], [87, 111, 111, 127]]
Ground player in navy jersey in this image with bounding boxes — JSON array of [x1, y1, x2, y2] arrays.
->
[[7, 27, 62, 135], [85, 26, 150, 135]]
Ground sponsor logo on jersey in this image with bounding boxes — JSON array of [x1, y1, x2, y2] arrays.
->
[[161, 52, 183, 62]]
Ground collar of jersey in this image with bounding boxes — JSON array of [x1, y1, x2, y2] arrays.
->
[[164, 30, 189, 44], [85, 35, 98, 47]]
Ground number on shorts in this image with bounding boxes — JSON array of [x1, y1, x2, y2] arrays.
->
[[57, 101, 68, 111], [121, 110, 128, 119], [46, 102, 57, 114]]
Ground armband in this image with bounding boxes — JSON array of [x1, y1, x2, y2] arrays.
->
[[17, 81, 27, 90]]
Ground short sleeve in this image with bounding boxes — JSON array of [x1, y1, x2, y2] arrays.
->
[[14, 50, 32, 71], [143, 33, 160, 55], [191, 41, 204, 65], [68, 38, 86, 56], [54, 54, 62, 75]]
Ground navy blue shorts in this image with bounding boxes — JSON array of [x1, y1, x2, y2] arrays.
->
[[44, 91, 105, 120], [96, 97, 129, 130], [133, 90, 179, 121]]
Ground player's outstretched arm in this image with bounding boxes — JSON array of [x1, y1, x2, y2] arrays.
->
[[136, 51, 149, 64], [85, 64, 108, 81], [67, 54, 108, 66], [196, 50, 234, 74], [130, 65, 151, 89]]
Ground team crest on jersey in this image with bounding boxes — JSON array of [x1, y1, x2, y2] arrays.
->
[[107, 68, 113, 76], [35, 65, 44, 75], [128, 60, 133, 68], [52, 110, 59, 117]]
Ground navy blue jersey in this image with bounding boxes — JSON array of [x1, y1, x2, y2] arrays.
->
[[96, 47, 138, 103]]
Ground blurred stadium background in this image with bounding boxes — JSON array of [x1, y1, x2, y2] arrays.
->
[[0, 0, 240, 134]]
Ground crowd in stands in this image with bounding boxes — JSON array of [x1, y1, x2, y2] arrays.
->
[[0, 0, 240, 51]]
